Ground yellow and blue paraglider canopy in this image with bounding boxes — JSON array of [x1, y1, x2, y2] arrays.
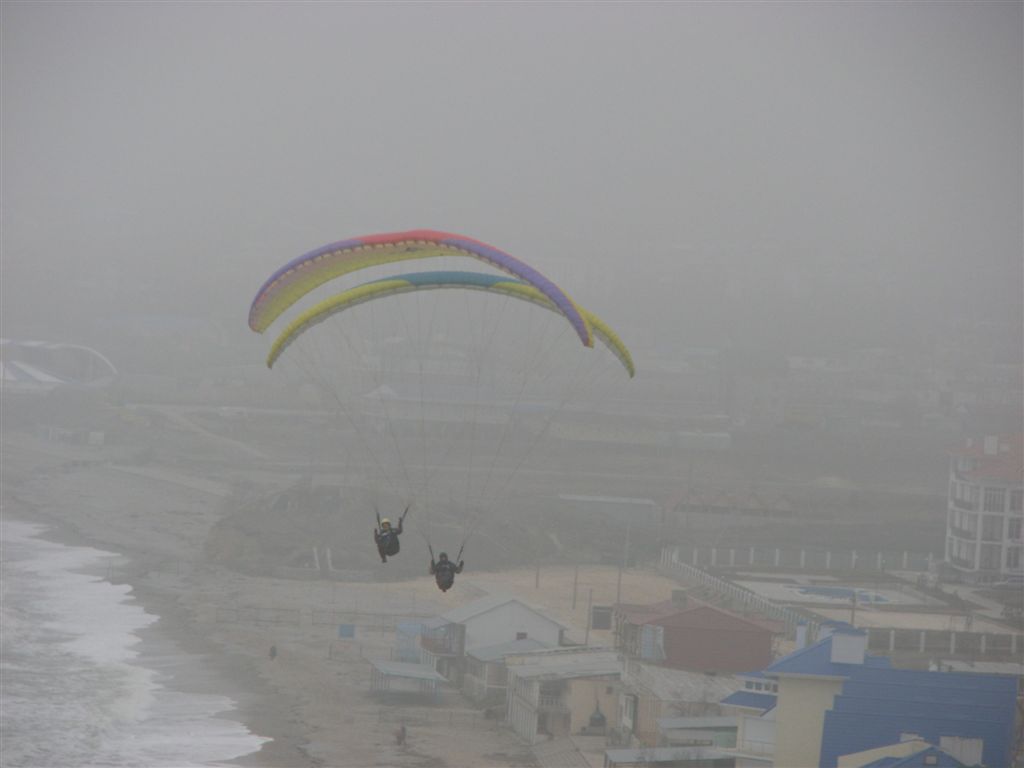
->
[[266, 270, 634, 378]]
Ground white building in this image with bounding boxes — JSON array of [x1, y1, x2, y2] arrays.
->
[[420, 595, 567, 684], [505, 648, 623, 745], [463, 637, 550, 706], [945, 434, 1024, 584], [443, 595, 567, 650]]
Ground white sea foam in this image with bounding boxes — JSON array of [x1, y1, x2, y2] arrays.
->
[[1, 519, 269, 767]]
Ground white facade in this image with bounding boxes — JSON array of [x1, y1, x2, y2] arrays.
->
[[945, 436, 1024, 583], [445, 597, 565, 651], [736, 712, 775, 761]]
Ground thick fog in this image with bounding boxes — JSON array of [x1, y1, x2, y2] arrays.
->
[[3, 1, 1021, 357], [3, 5, 1022, 766]]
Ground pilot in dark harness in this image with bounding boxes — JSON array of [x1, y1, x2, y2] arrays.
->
[[429, 549, 463, 592], [374, 506, 409, 563]]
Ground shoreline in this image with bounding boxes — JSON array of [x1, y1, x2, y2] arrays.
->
[[2, 432, 683, 768], [2, 497, 315, 768]]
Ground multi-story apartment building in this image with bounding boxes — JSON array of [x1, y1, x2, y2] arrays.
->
[[945, 434, 1023, 584]]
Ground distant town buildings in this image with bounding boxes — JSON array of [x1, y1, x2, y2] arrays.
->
[[945, 434, 1024, 584], [403, 569, 1020, 768]]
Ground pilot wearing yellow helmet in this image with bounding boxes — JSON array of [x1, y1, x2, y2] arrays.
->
[[374, 506, 408, 563]]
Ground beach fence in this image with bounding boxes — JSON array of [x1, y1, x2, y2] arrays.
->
[[866, 627, 1020, 659], [673, 544, 934, 573]]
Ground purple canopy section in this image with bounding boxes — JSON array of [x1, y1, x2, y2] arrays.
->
[[248, 229, 593, 347]]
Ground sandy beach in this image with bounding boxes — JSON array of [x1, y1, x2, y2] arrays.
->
[[3, 430, 686, 768]]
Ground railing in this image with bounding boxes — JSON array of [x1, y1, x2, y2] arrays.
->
[[537, 694, 569, 712], [948, 527, 977, 540], [952, 497, 977, 511], [659, 548, 816, 638], [665, 543, 934, 573], [948, 554, 976, 568], [866, 627, 1020, 657], [738, 738, 775, 756]]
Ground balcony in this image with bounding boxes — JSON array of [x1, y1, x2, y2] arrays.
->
[[948, 527, 976, 541], [949, 554, 977, 569], [951, 498, 977, 511], [537, 694, 569, 713]]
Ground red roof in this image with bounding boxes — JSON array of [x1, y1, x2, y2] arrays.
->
[[655, 604, 777, 634], [617, 596, 779, 634], [955, 434, 1023, 485], [615, 599, 686, 626]]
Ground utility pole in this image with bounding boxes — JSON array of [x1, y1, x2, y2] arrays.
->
[[585, 588, 594, 646], [572, 563, 579, 610], [616, 520, 631, 606]]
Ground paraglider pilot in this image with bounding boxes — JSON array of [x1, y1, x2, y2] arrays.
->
[[374, 506, 408, 563], [429, 549, 463, 592]]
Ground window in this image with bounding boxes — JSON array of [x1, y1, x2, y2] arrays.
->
[[980, 543, 1001, 569], [964, 513, 978, 535], [956, 540, 977, 563], [1010, 517, 1022, 541], [954, 483, 979, 510], [982, 515, 1004, 541], [516, 632, 528, 640], [1007, 548, 1021, 570], [1011, 490, 1023, 512], [984, 488, 1006, 513]]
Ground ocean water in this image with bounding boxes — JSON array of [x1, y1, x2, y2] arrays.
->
[[1, 519, 269, 768]]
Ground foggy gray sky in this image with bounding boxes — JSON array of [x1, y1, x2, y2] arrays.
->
[[2, 1, 1021, 359]]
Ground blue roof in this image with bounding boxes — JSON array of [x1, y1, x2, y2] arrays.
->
[[818, 671, 1017, 768], [860, 746, 966, 768], [748, 632, 1016, 768], [831, 693, 1008, 724], [840, 679, 1016, 708], [719, 690, 777, 712], [764, 634, 891, 678]]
